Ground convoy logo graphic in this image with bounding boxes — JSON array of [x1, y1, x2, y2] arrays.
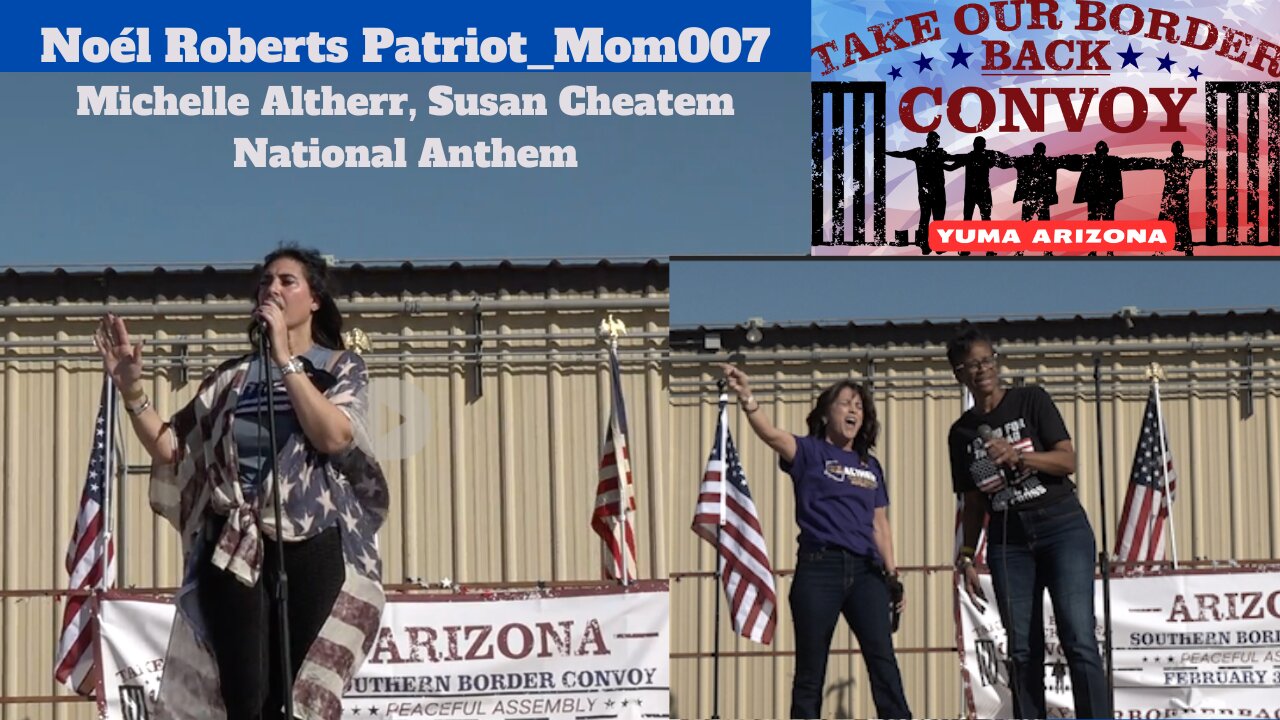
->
[[811, 0, 1280, 256]]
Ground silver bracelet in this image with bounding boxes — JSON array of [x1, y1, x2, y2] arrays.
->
[[125, 396, 151, 416]]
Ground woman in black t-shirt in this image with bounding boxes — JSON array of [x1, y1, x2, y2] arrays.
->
[[946, 326, 1110, 720]]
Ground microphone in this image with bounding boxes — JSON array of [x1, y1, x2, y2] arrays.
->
[[254, 299, 278, 344], [978, 424, 1019, 485], [885, 571, 904, 633]]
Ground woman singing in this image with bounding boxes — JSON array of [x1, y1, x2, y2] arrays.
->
[[95, 245, 388, 720], [722, 364, 911, 720], [947, 326, 1110, 719]]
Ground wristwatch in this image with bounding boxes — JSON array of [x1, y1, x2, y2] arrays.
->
[[278, 357, 305, 376]]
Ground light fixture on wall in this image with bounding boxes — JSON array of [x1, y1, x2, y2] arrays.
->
[[1118, 305, 1140, 328], [744, 317, 765, 345]]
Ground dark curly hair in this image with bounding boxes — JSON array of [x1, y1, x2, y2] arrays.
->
[[805, 380, 878, 456], [248, 244, 346, 350], [946, 324, 994, 369]]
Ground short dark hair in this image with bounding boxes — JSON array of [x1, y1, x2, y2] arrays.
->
[[946, 325, 994, 369], [249, 243, 346, 350], [805, 380, 879, 456]]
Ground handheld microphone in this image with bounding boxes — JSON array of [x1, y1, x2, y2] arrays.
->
[[978, 424, 1019, 485], [885, 572, 904, 633]]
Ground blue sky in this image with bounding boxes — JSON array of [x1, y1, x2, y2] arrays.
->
[[670, 259, 1280, 326]]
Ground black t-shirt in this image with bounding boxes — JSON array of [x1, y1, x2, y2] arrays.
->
[[948, 385, 1075, 513]]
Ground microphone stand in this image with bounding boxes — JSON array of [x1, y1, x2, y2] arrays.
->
[[1093, 355, 1115, 714], [258, 325, 296, 720]]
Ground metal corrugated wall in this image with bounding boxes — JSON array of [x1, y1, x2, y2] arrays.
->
[[0, 286, 669, 720], [668, 331, 1280, 720]]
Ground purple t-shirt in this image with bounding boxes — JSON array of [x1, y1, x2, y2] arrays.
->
[[780, 434, 889, 561]]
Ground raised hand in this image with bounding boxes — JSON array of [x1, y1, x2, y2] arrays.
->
[[93, 314, 144, 391], [721, 363, 751, 399]]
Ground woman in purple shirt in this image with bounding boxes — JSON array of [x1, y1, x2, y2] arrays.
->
[[723, 364, 911, 719]]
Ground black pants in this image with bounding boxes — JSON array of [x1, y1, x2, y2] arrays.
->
[[789, 548, 912, 719], [915, 189, 946, 240], [197, 519, 345, 720], [963, 190, 993, 221]]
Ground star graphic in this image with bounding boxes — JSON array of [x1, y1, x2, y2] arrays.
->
[[604, 699, 616, 709], [351, 707, 362, 716], [1117, 43, 1143, 70], [862, 0, 893, 19], [812, 10, 828, 36], [621, 699, 630, 708], [913, 54, 934, 73], [888, 66, 902, 80], [1157, 53, 1177, 72], [1188, 66, 1202, 80], [947, 44, 974, 68]]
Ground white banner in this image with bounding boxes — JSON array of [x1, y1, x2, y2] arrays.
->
[[957, 567, 1280, 719], [99, 583, 670, 720]]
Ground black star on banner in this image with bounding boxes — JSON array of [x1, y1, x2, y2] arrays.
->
[[912, 53, 934, 73], [1188, 65, 1202, 80], [888, 66, 902, 80], [1117, 43, 1142, 69], [947, 44, 974, 68], [1157, 53, 1177, 72]]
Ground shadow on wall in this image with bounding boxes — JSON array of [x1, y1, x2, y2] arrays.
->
[[827, 678, 855, 719]]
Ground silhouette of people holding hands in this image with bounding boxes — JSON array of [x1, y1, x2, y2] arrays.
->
[[1072, 141, 1147, 220], [997, 142, 1079, 221], [943, 137, 1011, 221], [1126, 141, 1205, 253], [886, 131, 954, 240]]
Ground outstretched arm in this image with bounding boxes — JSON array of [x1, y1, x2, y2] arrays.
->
[[885, 150, 909, 159], [721, 364, 797, 463], [1120, 156, 1160, 170], [1054, 154, 1084, 172]]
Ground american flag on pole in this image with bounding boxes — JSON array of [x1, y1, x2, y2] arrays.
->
[[691, 393, 777, 644], [1115, 385, 1178, 569], [592, 343, 638, 584], [53, 379, 119, 696]]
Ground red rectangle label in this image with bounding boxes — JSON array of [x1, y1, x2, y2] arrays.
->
[[928, 221, 1177, 254]]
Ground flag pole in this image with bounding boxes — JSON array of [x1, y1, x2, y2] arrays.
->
[[1149, 364, 1179, 570], [612, 337, 630, 588], [599, 315, 631, 588], [711, 380, 728, 720], [101, 374, 114, 594], [1093, 355, 1115, 711]]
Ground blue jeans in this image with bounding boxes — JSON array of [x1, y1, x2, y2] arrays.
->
[[789, 548, 911, 719], [987, 496, 1111, 719]]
